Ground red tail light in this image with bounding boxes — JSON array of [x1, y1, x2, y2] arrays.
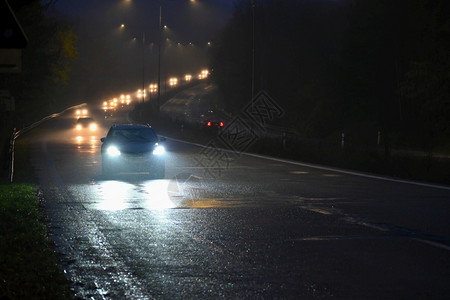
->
[[219, 121, 224, 127], [207, 121, 212, 127]]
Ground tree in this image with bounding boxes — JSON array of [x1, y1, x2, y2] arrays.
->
[[212, 0, 347, 137], [399, 0, 450, 154], [212, 1, 253, 113], [0, 0, 78, 123]]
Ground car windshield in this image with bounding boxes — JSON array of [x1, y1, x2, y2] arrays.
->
[[77, 118, 94, 124], [108, 128, 157, 142]]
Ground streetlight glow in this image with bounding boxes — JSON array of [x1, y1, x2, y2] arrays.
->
[[122, 0, 202, 113]]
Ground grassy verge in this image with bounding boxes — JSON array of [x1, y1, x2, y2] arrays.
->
[[1, 133, 73, 299], [0, 184, 73, 299]]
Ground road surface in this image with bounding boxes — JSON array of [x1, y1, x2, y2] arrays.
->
[[17, 105, 450, 299]]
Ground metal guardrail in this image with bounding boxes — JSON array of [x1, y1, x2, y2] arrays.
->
[[8, 103, 87, 182]]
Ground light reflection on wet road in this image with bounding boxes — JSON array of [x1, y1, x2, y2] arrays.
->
[[24, 109, 450, 299]]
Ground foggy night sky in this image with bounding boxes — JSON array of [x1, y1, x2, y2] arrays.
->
[[53, 0, 234, 43], [50, 0, 236, 99]]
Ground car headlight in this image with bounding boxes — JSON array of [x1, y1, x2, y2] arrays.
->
[[107, 146, 121, 156], [153, 145, 165, 155], [89, 123, 98, 131], [76, 124, 82, 130]]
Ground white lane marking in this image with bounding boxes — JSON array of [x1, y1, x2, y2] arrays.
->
[[344, 216, 450, 251], [288, 235, 389, 241], [301, 207, 333, 215], [246, 153, 450, 190], [167, 137, 450, 250], [288, 234, 450, 251], [167, 137, 450, 191], [413, 238, 450, 251]]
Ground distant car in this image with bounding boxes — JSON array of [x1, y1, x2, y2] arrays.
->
[[75, 117, 98, 132], [202, 111, 224, 129], [100, 124, 165, 178], [206, 120, 224, 128], [75, 108, 88, 118]]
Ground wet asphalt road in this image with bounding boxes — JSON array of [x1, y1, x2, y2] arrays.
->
[[22, 107, 450, 299]]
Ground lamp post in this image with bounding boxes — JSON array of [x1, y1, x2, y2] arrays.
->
[[157, 3, 162, 113], [251, 0, 255, 109], [142, 31, 146, 103], [120, 23, 146, 102], [126, 0, 195, 112], [157, 0, 185, 113]]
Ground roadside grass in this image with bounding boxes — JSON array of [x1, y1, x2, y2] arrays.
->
[[1, 134, 73, 299], [0, 184, 73, 299]]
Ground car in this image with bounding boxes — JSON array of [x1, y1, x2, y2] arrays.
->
[[100, 124, 166, 178], [206, 120, 225, 128], [202, 110, 225, 129], [75, 108, 88, 118], [75, 117, 98, 132]]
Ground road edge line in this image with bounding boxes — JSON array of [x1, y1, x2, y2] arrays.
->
[[166, 137, 450, 191]]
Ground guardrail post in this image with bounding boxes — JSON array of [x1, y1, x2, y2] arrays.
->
[[8, 128, 16, 183]]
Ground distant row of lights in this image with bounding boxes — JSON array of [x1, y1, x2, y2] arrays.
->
[[103, 94, 132, 110], [101, 70, 209, 102], [137, 69, 209, 98]]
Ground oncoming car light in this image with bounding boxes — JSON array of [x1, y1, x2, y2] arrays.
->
[[89, 123, 98, 131], [107, 146, 121, 156], [153, 145, 165, 155]]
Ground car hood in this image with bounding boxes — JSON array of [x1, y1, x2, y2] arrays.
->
[[108, 141, 157, 154]]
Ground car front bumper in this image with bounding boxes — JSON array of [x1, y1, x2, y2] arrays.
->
[[103, 152, 164, 173]]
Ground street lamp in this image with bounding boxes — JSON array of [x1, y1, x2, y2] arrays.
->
[[125, 0, 196, 111], [251, 0, 255, 108], [142, 31, 145, 102], [157, 2, 162, 113], [157, 0, 192, 113], [119, 22, 146, 103]]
